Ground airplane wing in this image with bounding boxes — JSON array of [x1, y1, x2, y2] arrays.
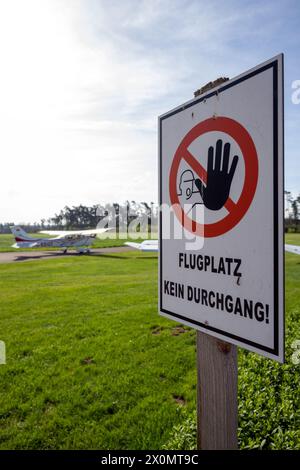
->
[[285, 244, 300, 255], [39, 228, 110, 237], [125, 242, 144, 250], [12, 242, 39, 248], [125, 240, 158, 252]]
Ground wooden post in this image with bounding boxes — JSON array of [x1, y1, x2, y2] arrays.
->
[[197, 333, 238, 449], [194, 78, 238, 450]]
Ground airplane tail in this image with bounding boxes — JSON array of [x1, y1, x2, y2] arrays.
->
[[10, 226, 36, 243]]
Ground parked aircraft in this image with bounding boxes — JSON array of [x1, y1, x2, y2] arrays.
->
[[285, 244, 300, 255], [126, 240, 300, 256], [10, 226, 108, 253], [125, 240, 159, 252]]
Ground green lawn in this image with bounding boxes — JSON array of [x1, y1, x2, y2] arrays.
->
[[285, 233, 300, 246], [0, 251, 299, 449]]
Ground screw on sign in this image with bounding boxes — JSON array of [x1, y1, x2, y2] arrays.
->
[[169, 116, 259, 237]]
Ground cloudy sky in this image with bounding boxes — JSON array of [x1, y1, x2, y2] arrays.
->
[[0, 0, 299, 223]]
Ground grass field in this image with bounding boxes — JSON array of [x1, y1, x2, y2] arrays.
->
[[285, 233, 300, 246], [0, 239, 299, 449], [0, 252, 196, 449]]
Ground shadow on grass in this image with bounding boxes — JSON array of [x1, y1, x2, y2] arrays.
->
[[11, 249, 157, 262], [15, 252, 71, 262], [90, 253, 128, 260], [91, 253, 158, 260]]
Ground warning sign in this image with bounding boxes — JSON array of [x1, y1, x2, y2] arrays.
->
[[158, 55, 284, 362]]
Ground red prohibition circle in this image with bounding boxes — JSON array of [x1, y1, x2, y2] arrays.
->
[[169, 117, 259, 238]]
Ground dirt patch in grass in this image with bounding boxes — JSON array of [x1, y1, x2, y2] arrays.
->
[[172, 395, 186, 406], [171, 326, 186, 336]]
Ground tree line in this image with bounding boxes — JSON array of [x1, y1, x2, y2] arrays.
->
[[0, 202, 158, 233], [285, 192, 300, 233]]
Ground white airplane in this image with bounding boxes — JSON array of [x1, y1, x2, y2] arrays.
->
[[126, 240, 300, 256], [285, 244, 300, 255], [10, 226, 109, 253], [125, 240, 159, 252]]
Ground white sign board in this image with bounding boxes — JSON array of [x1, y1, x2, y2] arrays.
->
[[158, 55, 284, 362]]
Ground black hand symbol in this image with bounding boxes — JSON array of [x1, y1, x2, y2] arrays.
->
[[195, 139, 239, 211]]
